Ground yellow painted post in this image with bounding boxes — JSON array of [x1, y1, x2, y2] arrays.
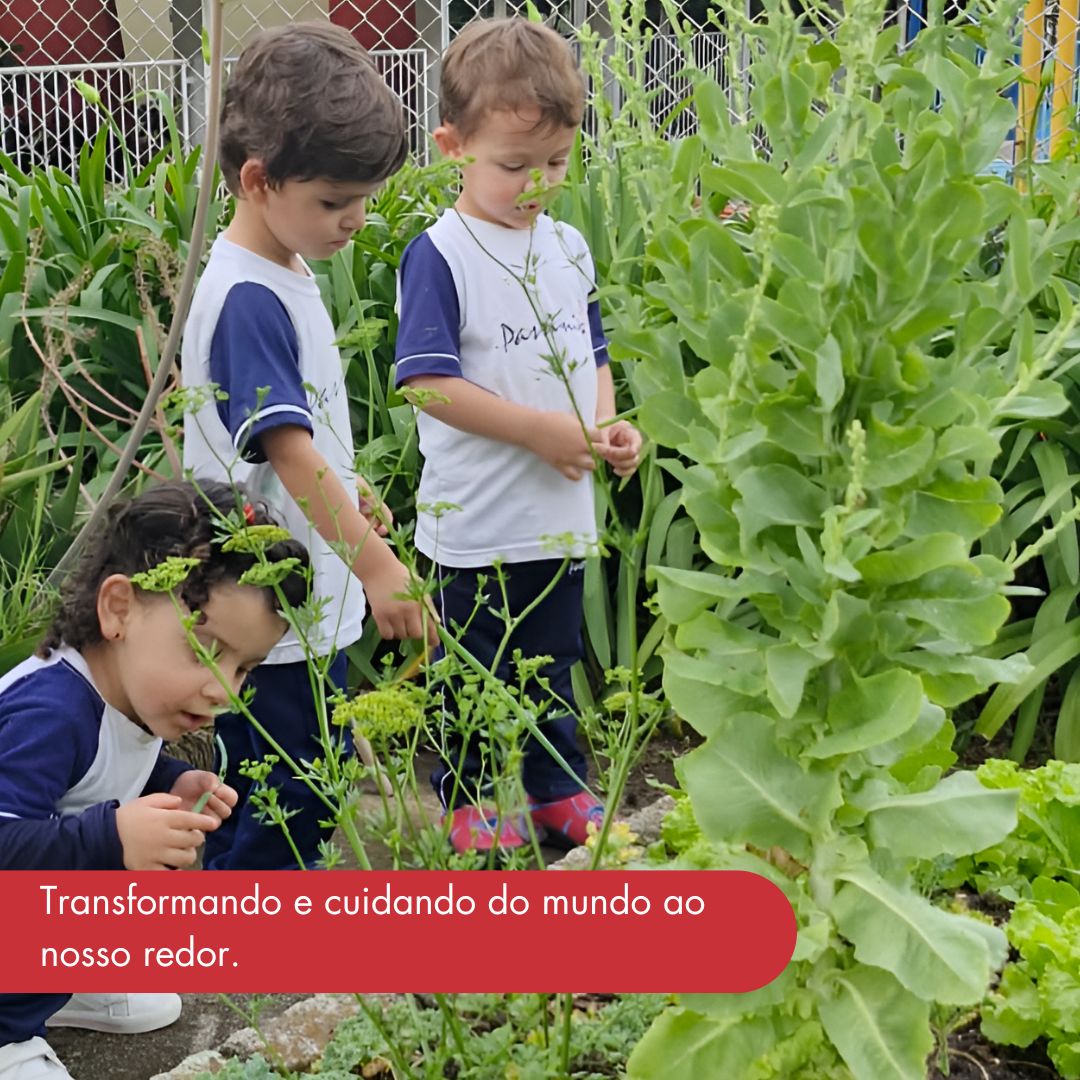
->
[[1052, 0, 1080, 155], [1018, 0, 1046, 173]]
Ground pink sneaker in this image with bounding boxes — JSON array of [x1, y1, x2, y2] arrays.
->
[[445, 805, 528, 855], [529, 792, 604, 848]]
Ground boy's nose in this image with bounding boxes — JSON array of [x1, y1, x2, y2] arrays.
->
[[202, 677, 231, 706], [341, 207, 365, 232]]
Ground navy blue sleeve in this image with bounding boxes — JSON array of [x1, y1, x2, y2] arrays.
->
[[394, 233, 463, 385], [0, 803, 124, 870], [0, 667, 123, 869], [0, 669, 96, 821], [210, 282, 313, 463], [142, 752, 193, 795], [588, 297, 610, 368]]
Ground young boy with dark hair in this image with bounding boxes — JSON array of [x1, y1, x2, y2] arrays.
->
[[182, 21, 436, 870], [394, 17, 641, 854]]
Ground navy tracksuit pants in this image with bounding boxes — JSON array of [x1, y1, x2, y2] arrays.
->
[[203, 651, 351, 870], [431, 558, 588, 809], [0, 995, 69, 1046]]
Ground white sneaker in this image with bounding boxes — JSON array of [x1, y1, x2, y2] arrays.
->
[[0, 1037, 73, 1079], [44, 993, 181, 1034]]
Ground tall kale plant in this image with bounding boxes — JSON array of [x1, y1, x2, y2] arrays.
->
[[624, 0, 1080, 1075]]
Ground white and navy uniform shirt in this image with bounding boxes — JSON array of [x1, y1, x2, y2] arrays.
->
[[0, 647, 190, 869], [395, 211, 610, 567], [181, 237, 365, 662]]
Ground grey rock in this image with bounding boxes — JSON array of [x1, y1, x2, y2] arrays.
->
[[219, 994, 362, 1073]]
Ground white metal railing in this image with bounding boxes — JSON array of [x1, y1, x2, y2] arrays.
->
[[0, 3, 1074, 179], [0, 48, 430, 175]]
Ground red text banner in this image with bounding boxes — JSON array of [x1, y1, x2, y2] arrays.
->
[[1, 870, 796, 993]]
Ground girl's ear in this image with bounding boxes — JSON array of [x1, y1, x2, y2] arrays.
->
[[237, 159, 271, 202], [433, 124, 465, 160], [97, 574, 137, 642]]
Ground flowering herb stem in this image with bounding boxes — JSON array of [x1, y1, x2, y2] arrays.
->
[[192, 732, 228, 814]]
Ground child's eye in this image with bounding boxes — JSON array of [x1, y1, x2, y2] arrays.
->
[[501, 164, 524, 172], [320, 200, 343, 210]]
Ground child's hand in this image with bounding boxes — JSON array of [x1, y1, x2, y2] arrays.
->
[[171, 769, 238, 824], [358, 478, 393, 537], [526, 412, 599, 481], [595, 421, 642, 478], [116, 793, 218, 870], [364, 555, 440, 646]]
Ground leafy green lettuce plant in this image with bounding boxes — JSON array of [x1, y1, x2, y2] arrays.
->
[[981, 878, 1080, 1077], [946, 757, 1080, 897], [621, 0, 1080, 1075]]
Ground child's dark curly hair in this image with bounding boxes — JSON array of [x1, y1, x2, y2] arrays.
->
[[39, 480, 310, 657]]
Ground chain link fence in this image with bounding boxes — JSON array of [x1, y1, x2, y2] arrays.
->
[[0, 0, 1077, 176]]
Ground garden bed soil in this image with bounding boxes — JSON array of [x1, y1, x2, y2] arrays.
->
[[931, 1023, 1057, 1080]]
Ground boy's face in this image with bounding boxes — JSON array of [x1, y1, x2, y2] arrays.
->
[[239, 167, 380, 265], [436, 107, 578, 230]]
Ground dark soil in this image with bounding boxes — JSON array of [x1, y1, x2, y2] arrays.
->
[[600, 724, 700, 811], [930, 1022, 1059, 1079]]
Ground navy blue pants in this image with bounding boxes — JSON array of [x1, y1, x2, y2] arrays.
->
[[0, 994, 69, 1046], [204, 652, 351, 870], [431, 559, 588, 809]]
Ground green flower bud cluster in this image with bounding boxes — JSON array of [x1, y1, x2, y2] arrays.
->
[[130, 556, 201, 592], [333, 685, 427, 742], [222, 525, 291, 553], [238, 558, 303, 588]]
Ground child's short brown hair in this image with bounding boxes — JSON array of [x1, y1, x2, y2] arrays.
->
[[439, 18, 585, 138], [219, 21, 408, 194]]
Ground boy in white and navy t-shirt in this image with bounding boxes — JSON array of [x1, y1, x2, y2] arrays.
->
[[182, 23, 436, 871], [395, 18, 642, 855]]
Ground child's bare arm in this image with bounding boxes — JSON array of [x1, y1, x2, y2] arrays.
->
[[115, 793, 217, 870], [260, 425, 437, 644], [405, 375, 597, 481]]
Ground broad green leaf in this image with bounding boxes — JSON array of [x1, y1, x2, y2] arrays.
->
[[703, 160, 788, 205], [766, 642, 822, 718], [996, 380, 1070, 419], [650, 565, 779, 623], [663, 662, 751, 739], [627, 1009, 777, 1079], [683, 714, 842, 861], [855, 533, 968, 586], [905, 476, 1003, 541], [733, 464, 829, 536], [772, 232, 825, 283], [806, 669, 923, 759], [639, 391, 701, 453], [937, 425, 1002, 467], [664, 648, 765, 697], [864, 771, 1018, 857], [832, 866, 1007, 1004], [756, 396, 829, 457], [818, 966, 933, 1080], [1005, 212, 1035, 299], [863, 423, 934, 489], [981, 965, 1044, 1048], [886, 594, 1010, 646], [815, 334, 844, 409]]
